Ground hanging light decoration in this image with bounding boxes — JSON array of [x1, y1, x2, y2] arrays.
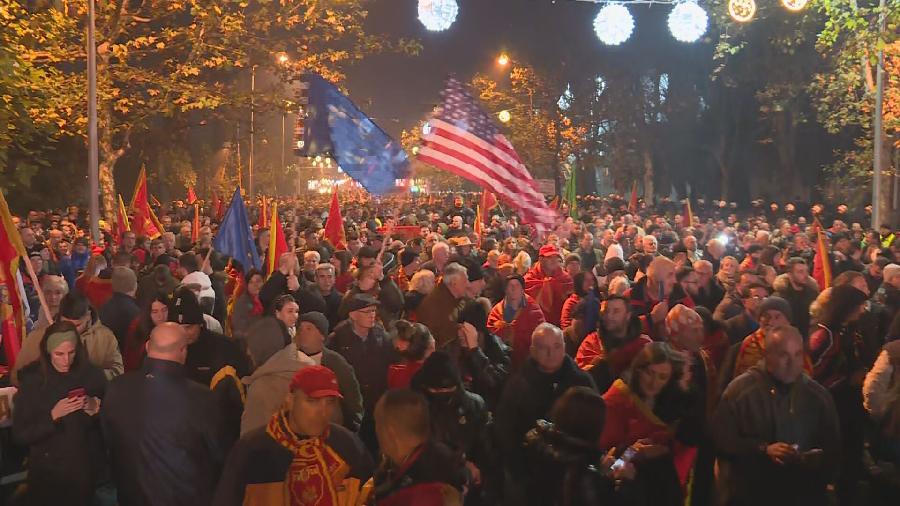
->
[[418, 0, 458, 32], [728, 0, 756, 22], [781, 0, 809, 11], [668, 1, 708, 42], [593, 4, 634, 45]]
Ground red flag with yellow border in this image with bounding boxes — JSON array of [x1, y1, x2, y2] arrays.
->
[[683, 199, 694, 228], [628, 181, 638, 213], [480, 190, 497, 226], [115, 194, 130, 243], [0, 191, 27, 369], [191, 203, 200, 244], [187, 187, 198, 205], [324, 189, 347, 250], [129, 168, 162, 239], [812, 218, 832, 290], [267, 202, 289, 276]]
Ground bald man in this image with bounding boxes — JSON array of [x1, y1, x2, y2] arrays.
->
[[714, 326, 840, 506], [102, 322, 228, 506], [625, 256, 695, 339], [495, 323, 595, 502]]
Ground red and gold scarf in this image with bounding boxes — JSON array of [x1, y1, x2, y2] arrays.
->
[[266, 410, 350, 506]]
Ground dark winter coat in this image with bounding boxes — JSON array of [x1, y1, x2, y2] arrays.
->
[[258, 270, 327, 314], [374, 440, 467, 505], [99, 291, 141, 348], [13, 361, 107, 506], [186, 327, 250, 387], [101, 358, 229, 506], [327, 320, 397, 411]]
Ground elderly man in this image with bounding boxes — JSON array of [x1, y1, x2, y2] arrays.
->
[[495, 323, 595, 502], [216, 366, 373, 506], [421, 241, 451, 276], [416, 262, 470, 356], [626, 256, 694, 339], [103, 323, 229, 506], [524, 245, 574, 326], [301, 250, 321, 284], [714, 326, 841, 506], [693, 259, 725, 310]]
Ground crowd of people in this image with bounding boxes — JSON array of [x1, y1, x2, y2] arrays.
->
[[1, 191, 899, 506]]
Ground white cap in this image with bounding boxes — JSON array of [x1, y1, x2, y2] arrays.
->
[[182, 271, 215, 303]]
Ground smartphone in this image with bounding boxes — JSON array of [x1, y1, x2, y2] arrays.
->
[[611, 446, 637, 471], [67, 387, 86, 399]]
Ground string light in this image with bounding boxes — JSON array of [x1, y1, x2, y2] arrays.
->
[[593, 4, 634, 45], [781, 0, 809, 11], [728, 0, 756, 22], [668, 1, 708, 43], [417, 0, 459, 31]]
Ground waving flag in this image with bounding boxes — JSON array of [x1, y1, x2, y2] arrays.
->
[[187, 186, 198, 205], [293, 74, 410, 195], [213, 188, 261, 271], [683, 199, 694, 228], [563, 172, 578, 219], [130, 168, 162, 239], [324, 189, 347, 250], [115, 194, 130, 243], [418, 77, 558, 234], [267, 202, 290, 276], [812, 218, 832, 290], [628, 181, 639, 213], [480, 189, 498, 225], [0, 191, 27, 369]]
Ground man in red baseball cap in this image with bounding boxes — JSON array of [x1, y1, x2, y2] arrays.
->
[[215, 366, 373, 506], [523, 244, 574, 326]]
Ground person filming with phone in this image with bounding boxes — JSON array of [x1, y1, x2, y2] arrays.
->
[[713, 325, 841, 506], [12, 321, 107, 506]]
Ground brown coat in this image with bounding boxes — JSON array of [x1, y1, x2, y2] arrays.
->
[[13, 320, 124, 386], [415, 282, 466, 355]]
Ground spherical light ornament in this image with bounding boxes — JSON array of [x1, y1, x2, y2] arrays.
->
[[668, 2, 708, 43], [498, 110, 511, 123], [593, 4, 634, 46], [728, 0, 756, 22], [418, 0, 459, 31], [781, 0, 809, 11]]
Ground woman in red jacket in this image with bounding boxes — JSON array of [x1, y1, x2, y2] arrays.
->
[[600, 341, 685, 506], [487, 275, 545, 371]]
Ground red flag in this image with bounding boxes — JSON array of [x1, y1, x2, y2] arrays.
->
[[812, 218, 833, 290], [480, 190, 497, 226], [0, 191, 27, 369], [548, 195, 560, 210], [267, 202, 290, 276], [324, 189, 347, 250], [191, 203, 200, 244], [628, 181, 638, 213], [212, 192, 225, 221], [187, 186, 198, 205], [683, 199, 694, 228], [130, 168, 162, 239], [257, 197, 268, 229], [114, 194, 131, 244]]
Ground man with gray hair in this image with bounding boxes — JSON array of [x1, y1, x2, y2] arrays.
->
[[416, 262, 470, 358], [495, 322, 595, 501], [714, 326, 840, 506], [311, 262, 342, 330]]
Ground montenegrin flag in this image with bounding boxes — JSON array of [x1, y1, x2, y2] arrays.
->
[[267, 202, 289, 276], [0, 191, 28, 369]]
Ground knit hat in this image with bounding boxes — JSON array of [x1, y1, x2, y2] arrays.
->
[[169, 287, 205, 325], [182, 271, 215, 302], [463, 259, 484, 282], [757, 296, 793, 321], [413, 351, 462, 390], [299, 311, 329, 337], [666, 304, 703, 335], [399, 249, 418, 268], [46, 329, 79, 354]]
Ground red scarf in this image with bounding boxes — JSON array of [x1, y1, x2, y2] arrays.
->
[[266, 410, 349, 506]]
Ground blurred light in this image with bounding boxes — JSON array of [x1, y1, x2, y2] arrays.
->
[[422, 121, 432, 136], [498, 110, 511, 123], [558, 84, 573, 111], [781, 0, 808, 11], [594, 4, 634, 45], [596, 75, 606, 96], [728, 0, 756, 22], [275, 52, 289, 64], [412, 146, 420, 155], [418, 0, 458, 31], [315, 155, 322, 162], [668, 2, 707, 43], [497, 53, 510, 66]]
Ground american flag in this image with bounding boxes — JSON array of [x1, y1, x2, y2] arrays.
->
[[418, 77, 559, 234]]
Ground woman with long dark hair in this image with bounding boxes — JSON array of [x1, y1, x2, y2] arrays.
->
[[13, 321, 107, 506], [228, 268, 266, 342], [560, 271, 599, 331], [122, 294, 170, 371], [245, 294, 299, 369]]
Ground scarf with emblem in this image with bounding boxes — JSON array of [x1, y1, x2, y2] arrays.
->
[[266, 409, 350, 506]]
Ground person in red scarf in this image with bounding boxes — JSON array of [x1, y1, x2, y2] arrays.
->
[[487, 275, 546, 370], [215, 365, 374, 506], [524, 245, 574, 326]]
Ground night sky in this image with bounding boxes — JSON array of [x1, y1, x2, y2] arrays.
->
[[343, 0, 712, 137]]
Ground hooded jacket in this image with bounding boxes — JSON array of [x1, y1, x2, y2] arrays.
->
[[12, 319, 123, 386]]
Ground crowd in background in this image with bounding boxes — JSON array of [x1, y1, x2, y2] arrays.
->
[[1, 191, 900, 506]]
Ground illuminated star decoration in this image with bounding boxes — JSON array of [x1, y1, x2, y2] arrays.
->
[[728, 0, 756, 22], [418, 0, 459, 31], [668, 1, 708, 42], [593, 4, 634, 45]]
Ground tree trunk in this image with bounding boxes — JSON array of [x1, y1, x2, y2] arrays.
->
[[642, 149, 654, 205]]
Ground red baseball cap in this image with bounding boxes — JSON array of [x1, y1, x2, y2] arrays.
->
[[289, 366, 343, 399], [539, 244, 561, 258]]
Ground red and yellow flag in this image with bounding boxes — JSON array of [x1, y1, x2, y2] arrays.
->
[[115, 194, 130, 243], [257, 197, 268, 229], [480, 190, 497, 226], [0, 191, 27, 369], [324, 189, 347, 250], [187, 186, 198, 205], [812, 218, 832, 290], [628, 181, 638, 213], [191, 203, 200, 244], [683, 199, 694, 228], [267, 202, 290, 276], [129, 168, 162, 239]]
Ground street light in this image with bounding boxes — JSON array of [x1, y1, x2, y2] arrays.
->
[[275, 52, 290, 197], [498, 110, 511, 123], [497, 53, 510, 66], [276, 52, 289, 65]]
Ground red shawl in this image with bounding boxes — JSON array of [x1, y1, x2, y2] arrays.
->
[[523, 263, 573, 326], [487, 295, 546, 370]]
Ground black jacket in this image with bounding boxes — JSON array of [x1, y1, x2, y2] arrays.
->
[[259, 271, 327, 314], [213, 422, 373, 506], [495, 356, 596, 478], [101, 358, 229, 506], [186, 327, 250, 387], [99, 291, 140, 348], [13, 361, 107, 506], [327, 321, 397, 411], [723, 312, 758, 345], [374, 440, 468, 503]]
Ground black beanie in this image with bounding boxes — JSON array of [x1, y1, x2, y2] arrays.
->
[[413, 351, 462, 390]]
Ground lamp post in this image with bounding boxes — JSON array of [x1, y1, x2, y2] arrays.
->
[[275, 52, 290, 197], [249, 65, 256, 198], [871, 0, 886, 229], [87, 0, 99, 243]]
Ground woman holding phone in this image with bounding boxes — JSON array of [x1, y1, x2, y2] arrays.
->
[[13, 321, 107, 506]]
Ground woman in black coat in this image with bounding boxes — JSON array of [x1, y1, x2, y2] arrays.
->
[[13, 321, 107, 506]]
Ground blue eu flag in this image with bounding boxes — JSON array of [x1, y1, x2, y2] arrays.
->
[[213, 188, 261, 271], [297, 74, 410, 195]]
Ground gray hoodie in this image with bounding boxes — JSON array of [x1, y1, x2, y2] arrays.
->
[[240, 344, 314, 435]]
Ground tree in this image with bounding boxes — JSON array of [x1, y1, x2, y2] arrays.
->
[[12, 0, 417, 219]]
